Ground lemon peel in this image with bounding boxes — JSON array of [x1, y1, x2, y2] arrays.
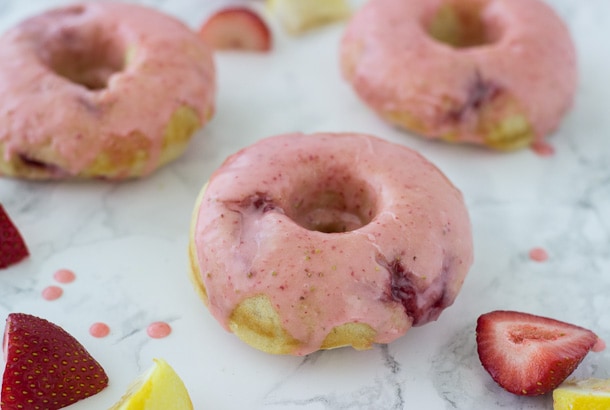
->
[[267, 0, 350, 34], [553, 378, 610, 410], [109, 358, 193, 410]]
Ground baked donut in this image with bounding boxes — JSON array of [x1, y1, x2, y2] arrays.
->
[[0, 3, 215, 179], [189, 132, 473, 355], [340, 0, 577, 150]]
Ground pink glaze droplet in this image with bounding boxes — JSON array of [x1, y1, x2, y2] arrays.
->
[[531, 141, 555, 157], [42, 285, 63, 301], [528, 247, 549, 262], [89, 322, 110, 338], [53, 268, 76, 284], [593, 338, 606, 353], [147, 321, 172, 339]]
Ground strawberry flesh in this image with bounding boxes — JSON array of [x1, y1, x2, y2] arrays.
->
[[476, 310, 599, 396], [1, 313, 109, 409], [199, 7, 272, 52], [0, 205, 29, 269]]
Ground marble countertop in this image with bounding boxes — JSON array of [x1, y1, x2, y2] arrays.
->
[[1, 0, 610, 409]]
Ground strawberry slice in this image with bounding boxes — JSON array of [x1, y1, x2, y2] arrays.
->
[[1, 313, 109, 409], [199, 7, 272, 52], [0, 205, 29, 269], [476, 310, 600, 396]]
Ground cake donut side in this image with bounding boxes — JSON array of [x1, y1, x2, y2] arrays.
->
[[189, 132, 473, 355], [340, 0, 577, 150], [0, 3, 215, 180]]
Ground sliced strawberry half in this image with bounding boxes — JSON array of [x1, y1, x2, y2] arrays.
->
[[476, 310, 600, 396], [199, 7, 272, 52], [0, 205, 29, 269], [1, 313, 109, 410]]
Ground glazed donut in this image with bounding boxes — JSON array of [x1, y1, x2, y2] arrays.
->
[[189, 132, 473, 355], [0, 3, 215, 179], [340, 0, 577, 150]]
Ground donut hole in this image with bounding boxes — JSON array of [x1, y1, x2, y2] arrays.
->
[[287, 170, 377, 233], [425, 1, 503, 48], [44, 26, 126, 90]]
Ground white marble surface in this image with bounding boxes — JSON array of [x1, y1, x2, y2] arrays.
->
[[1, 0, 610, 409]]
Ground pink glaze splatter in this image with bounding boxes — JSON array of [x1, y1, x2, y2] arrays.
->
[[147, 321, 172, 339], [528, 247, 549, 262], [593, 337, 606, 353], [531, 141, 555, 157], [42, 285, 63, 301], [53, 268, 76, 283], [89, 322, 110, 338]]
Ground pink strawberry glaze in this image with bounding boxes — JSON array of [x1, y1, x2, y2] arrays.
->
[[192, 132, 473, 355], [0, 2, 215, 178], [528, 247, 549, 262], [531, 141, 555, 157], [42, 285, 63, 301], [89, 322, 110, 338], [340, 0, 576, 146], [53, 268, 76, 283], [147, 321, 172, 339]]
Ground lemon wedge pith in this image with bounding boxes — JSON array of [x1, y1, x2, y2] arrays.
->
[[553, 378, 610, 410], [110, 358, 193, 410], [267, 0, 351, 34]]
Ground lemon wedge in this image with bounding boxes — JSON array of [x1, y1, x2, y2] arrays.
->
[[266, 0, 351, 34], [109, 358, 194, 410], [553, 378, 610, 410]]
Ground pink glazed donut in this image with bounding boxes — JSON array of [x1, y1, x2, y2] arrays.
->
[[340, 0, 577, 150], [189, 132, 473, 355], [0, 3, 215, 179]]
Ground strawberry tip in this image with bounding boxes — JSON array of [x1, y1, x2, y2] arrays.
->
[[0, 205, 30, 269]]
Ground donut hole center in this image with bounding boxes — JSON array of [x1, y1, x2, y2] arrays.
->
[[425, 1, 503, 48], [45, 26, 126, 90], [288, 170, 377, 233]]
